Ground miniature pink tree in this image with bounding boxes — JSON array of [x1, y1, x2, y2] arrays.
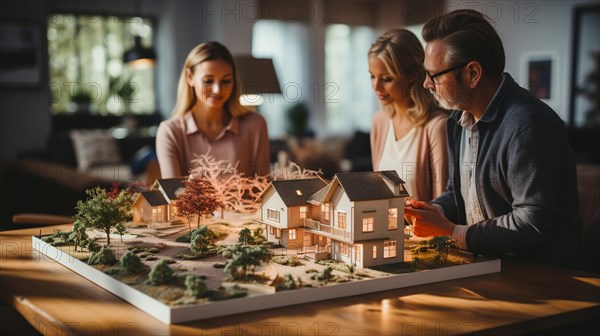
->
[[175, 177, 222, 229], [271, 161, 323, 181], [232, 174, 269, 214], [190, 152, 269, 216]]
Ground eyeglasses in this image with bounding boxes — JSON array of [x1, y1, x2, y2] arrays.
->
[[422, 62, 468, 83]]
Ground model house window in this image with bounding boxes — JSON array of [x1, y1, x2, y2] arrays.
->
[[337, 211, 346, 230], [47, 14, 156, 115], [373, 245, 377, 259], [362, 217, 374, 232], [338, 242, 349, 256], [388, 208, 398, 230], [384, 240, 397, 258], [288, 229, 297, 240], [299, 206, 308, 219], [321, 203, 330, 221], [152, 207, 163, 222], [269, 226, 281, 238], [355, 244, 362, 262], [267, 209, 280, 222]]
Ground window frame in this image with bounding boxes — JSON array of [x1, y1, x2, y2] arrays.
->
[[384, 240, 397, 259], [47, 11, 158, 116]]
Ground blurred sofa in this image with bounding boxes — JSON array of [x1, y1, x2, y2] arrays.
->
[[1, 115, 161, 231]]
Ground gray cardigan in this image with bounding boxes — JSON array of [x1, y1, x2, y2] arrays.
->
[[431, 74, 582, 268]]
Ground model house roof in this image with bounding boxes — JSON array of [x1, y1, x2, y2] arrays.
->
[[139, 191, 169, 206], [307, 183, 332, 205], [261, 178, 327, 207], [333, 171, 405, 202], [153, 178, 186, 200], [379, 170, 404, 185]]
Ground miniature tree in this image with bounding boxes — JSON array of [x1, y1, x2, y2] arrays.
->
[[184, 275, 207, 298], [271, 161, 323, 181], [69, 220, 89, 252], [428, 236, 457, 264], [148, 259, 173, 285], [86, 239, 101, 253], [114, 223, 126, 242], [312, 266, 334, 283], [88, 246, 117, 265], [232, 174, 269, 214], [279, 274, 297, 291], [120, 251, 144, 274], [175, 177, 222, 229], [190, 225, 217, 254], [238, 227, 266, 246], [75, 187, 133, 246], [190, 152, 269, 216], [252, 228, 267, 245], [223, 244, 272, 280], [238, 228, 253, 245], [190, 152, 243, 218]]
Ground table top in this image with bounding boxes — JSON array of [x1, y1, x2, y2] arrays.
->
[[1, 224, 599, 335]]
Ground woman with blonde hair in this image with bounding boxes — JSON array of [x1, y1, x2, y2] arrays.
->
[[156, 41, 270, 178], [369, 29, 447, 201]]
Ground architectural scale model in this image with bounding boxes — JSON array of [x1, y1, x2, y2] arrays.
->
[[33, 168, 501, 324], [255, 171, 409, 267]]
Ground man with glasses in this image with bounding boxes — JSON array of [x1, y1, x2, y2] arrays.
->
[[405, 9, 582, 268]]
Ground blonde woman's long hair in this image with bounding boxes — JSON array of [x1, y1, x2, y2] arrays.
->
[[171, 41, 252, 117], [368, 29, 437, 126]]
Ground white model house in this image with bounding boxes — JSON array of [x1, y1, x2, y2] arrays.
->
[[255, 171, 409, 268], [132, 178, 186, 224]]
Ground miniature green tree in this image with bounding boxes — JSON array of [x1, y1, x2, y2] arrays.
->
[[69, 220, 89, 252], [88, 246, 117, 265], [75, 187, 133, 245], [114, 223, 126, 242], [427, 236, 457, 264], [252, 228, 267, 245], [223, 244, 272, 280], [190, 226, 218, 254], [313, 266, 334, 283], [184, 275, 207, 298], [148, 259, 173, 285], [86, 239, 101, 253], [238, 228, 266, 246], [278, 274, 297, 291], [175, 177, 222, 230], [238, 228, 253, 245], [120, 251, 144, 274]]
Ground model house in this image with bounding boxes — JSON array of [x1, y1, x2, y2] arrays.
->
[[132, 178, 186, 224], [256, 171, 409, 268]]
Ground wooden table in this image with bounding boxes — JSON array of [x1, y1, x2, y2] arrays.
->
[[1, 225, 599, 335]]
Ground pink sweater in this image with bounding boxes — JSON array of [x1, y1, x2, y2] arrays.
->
[[370, 110, 448, 201], [156, 111, 270, 178]]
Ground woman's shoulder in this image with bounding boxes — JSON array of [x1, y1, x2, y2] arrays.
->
[[424, 110, 448, 128], [372, 109, 390, 128], [238, 111, 267, 126], [157, 113, 189, 136], [160, 113, 187, 126]]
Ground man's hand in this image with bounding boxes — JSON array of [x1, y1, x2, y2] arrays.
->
[[405, 199, 455, 237]]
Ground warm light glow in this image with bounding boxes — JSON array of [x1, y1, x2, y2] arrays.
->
[[128, 58, 156, 69], [239, 94, 264, 106]]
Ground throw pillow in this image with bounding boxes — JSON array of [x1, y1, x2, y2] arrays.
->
[[70, 130, 123, 169]]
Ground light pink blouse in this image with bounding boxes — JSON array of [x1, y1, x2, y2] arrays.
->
[[370, 110, 448, 201], [156, 111, 270, 178]]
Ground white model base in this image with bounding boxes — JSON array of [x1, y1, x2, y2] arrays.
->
[[32, 236, 501, 324]]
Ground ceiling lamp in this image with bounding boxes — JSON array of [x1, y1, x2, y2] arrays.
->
[[123, 35, 156, 69]]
